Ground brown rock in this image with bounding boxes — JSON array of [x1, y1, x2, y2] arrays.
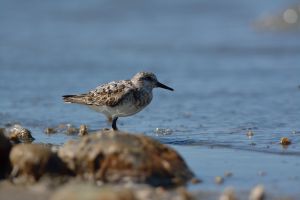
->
[[78, 125, 88, 136], [215, 176, 224, 185], [280, 137, 291, 145], [219, 187, 237, 200], [10, 144, 71, 182], [56, 124, 78, 135], [7, 125, 35, 143], [224, 171, 233, 177], [58, 130, 195, 187], [246, 130, 254, 137], [249, 185, 265, 200], [44, 127, 57, 134], [0, 130, 12, 179]]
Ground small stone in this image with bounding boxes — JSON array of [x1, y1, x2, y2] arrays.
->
[[190, 177, 202, 184], [65, 124, 78, 135], [224, 171, 233, 177], [249, 185, 265, 200], [7, 124, 35, 143], [280, 137, 291, 145], [257, 171, 266, 176], [155, 128, 173, 135], [219, 187, 237, 200], [56, 124, 78, 135], [78, 125, 88, 136], [215, 176, 224, 184], [247, 130, 254, 137], [44, 127, 57, 134]]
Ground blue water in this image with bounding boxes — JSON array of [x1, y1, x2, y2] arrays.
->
[[1, 0, 300, 195]]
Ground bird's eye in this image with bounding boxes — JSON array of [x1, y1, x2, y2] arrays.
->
[[144, 77, 152, 81]]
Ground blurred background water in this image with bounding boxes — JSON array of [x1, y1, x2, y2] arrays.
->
[[1, 0, 300, 195]]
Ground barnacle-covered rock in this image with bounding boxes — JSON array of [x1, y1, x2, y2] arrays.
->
[[58, 130, 195, 187], [6, 124, 34, 143]]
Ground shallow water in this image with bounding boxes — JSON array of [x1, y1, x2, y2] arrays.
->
[[1, 0, 300, 195]]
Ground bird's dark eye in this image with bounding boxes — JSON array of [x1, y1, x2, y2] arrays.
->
[[143, 76, 152, 81]]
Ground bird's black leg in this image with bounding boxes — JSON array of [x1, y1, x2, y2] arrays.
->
[[112, 117, 118, 130]]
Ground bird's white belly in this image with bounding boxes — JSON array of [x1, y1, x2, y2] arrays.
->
[[89, 103, 143, 118]]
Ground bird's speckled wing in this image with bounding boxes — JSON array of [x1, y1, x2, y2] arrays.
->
[[84, 80, 135, 107]]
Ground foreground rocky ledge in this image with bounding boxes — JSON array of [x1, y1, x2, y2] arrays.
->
[[58, 130, 195, 186], [0, 129, 197, 200]]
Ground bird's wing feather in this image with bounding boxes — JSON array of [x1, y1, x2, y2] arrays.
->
[[85, 80, 135, 107]]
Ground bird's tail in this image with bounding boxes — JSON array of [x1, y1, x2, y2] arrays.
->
[[62, 94, 87, 104]]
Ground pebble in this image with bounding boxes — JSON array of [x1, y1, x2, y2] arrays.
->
[[219, 187, 237, 200], [280, 137, 291, 145], [246, 130, 254, 137], [155, 128, 173, 135], [224, 171, 233, 177], [78, 124, 88, 136], [215, 176, 224, 184], [56, 124, 78, 135], [190, 178, 202, 184], [249, 185, 265, 200], [65, 124, 78, 135], [44, 127, 57, 134], [7, 124, 35, 143]]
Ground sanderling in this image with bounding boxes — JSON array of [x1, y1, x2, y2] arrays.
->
[[62, 72, 174, 130]]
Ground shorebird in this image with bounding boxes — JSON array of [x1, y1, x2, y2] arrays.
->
[[62, 72, 174, 130]]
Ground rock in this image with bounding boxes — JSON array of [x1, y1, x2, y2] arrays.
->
[[78, 125, 88, 136], [9, 144, 71, 182], [215, 176, 224, 185], [249, 185, 265, 200], [0, 130, 12, 179], [219, 187, 237, 200], [50, 183, 193, 200], [280, 137, 291, 145], [246, 130, 254, 137], [155, 128, 173, 135], [190, 177, 202, 184], [55, 123, 79, 135], [224, 171, 233, 177], [65, 124, 78, 135], [58, 130, 195, 187], [6, 124, 35, 143], [44, 127, 57, 134]]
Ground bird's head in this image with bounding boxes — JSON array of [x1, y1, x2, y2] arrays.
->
[[131, 72, 174, 91]]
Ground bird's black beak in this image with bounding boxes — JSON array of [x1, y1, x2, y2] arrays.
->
[[156, 82, 174, 91]]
